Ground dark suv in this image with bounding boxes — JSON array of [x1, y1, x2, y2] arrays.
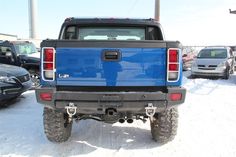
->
[[0, 40, 40, 87], [0, 64, 32, 106]]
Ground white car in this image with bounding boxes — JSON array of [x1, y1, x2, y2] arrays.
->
[[191, 47, 234, 79]]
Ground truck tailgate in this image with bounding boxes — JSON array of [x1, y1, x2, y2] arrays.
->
[[55, 45, 167, 86]]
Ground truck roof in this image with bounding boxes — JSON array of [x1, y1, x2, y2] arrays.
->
[[63, 17, 161, 27]]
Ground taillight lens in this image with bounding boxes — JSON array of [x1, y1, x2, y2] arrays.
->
[[40, 92, 52, 101], [168, 72, 178, 80], [167, 48, 180, 82], [44, 48, 54, 62], [170, 93, 182, 101], [169, 64, 178, 71], [44, 63, 53, 70], [169, 50, 178, 62], [42, 47, 55, 81]]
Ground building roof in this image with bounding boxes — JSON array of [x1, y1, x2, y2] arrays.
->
[[229, 9, 236, 14], [0, 33, 17, 38]]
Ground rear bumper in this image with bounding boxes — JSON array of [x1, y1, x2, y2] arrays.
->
[[35, 87, 186, 114]]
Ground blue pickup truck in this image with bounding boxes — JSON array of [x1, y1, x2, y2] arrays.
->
[[35, 18, 186, 144]]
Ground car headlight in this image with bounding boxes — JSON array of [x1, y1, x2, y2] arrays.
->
[[218, 62, 226, 68], [0, 76, 16, 83]]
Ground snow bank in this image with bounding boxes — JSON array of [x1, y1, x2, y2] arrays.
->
[[1, 74, 236, 157]]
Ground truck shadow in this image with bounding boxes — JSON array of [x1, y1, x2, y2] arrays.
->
[[39, 120, 163, 156], [0, 120, 163, 157], [0, 94, 168, 156]]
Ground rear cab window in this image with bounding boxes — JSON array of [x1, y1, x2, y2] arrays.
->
[[79, 27, 145, 40], [62, 25, 163, 40]]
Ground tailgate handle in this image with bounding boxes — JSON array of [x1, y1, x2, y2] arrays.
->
[[103, 50, 121, 61]]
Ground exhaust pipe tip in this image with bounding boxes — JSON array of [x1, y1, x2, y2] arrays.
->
[[106, 108, 117, 116], [127, 119, 134, 124], [119, 119, 125, 123]]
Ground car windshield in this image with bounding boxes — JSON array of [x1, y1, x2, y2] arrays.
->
[[65, 26, 145, 40], [14, 43, 37, 55], [197, 49, 227, 59]]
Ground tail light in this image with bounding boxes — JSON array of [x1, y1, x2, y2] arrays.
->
[[42, 47, 55, 81], [40, 92, 52, 101], [167, 48, 180, 82], [170, 93, 182, 101]]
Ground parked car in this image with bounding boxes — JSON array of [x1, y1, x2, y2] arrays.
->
[[191, 47, 234, 79], [0, 64, 32, 106], [0, 40, 40, 88], [182, 53, 195, 71]]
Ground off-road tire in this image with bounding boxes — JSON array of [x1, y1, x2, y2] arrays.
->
[[150, 108, 178, 144], [43, 107, 72, 143]]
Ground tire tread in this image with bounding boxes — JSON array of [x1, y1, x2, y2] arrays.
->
[[151, 108, 178, 144]]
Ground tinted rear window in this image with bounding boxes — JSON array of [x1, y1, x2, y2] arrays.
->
[[64, 26, 145, 41], [62, 25, 163, 40]]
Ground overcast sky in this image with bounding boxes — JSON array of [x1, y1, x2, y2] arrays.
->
[[1, 0, 236, 46]]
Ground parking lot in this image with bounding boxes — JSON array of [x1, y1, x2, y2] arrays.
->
[[1, 0, 236, 157], [1, 72, 236, 157]]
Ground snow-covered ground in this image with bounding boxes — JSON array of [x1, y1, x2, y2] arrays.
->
[[1, 72, 236, 157]]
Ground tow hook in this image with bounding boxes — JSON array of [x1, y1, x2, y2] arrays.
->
[[145, 103, 157, 122], [65, 103, 77, 122]]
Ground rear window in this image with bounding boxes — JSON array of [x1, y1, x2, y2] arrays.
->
[[197, 49, 227, 59], [79, 27, 145, 40], [64, 26, 145, 41]]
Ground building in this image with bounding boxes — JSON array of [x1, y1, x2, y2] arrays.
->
[[229, 9, 236, 14], [0, 33, 41, 48], [0, 33, 18, 41]]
